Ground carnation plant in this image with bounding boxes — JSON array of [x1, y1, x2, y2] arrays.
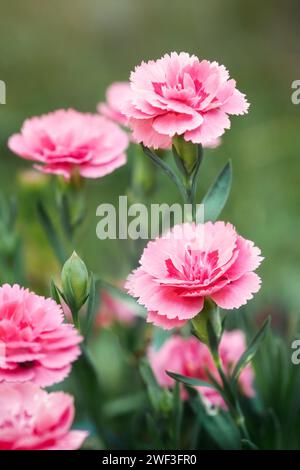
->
[[1, 51, 299, 451]]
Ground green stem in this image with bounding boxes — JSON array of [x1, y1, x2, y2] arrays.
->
[[212, 352, 250, 442]]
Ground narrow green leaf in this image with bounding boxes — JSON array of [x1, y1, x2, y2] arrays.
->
[[172, 382, 183, 448], [231, 317, 270, 386], [153, 327, 172, 351], [142, 145, 187, 201], [103, 392, 146, 418], [202, 160, 232, 222], [59, 193, 73, 240], [140, 360, 164, 412], [190, 145, 203, 203], [189, 393, 240, 449], [84, 274, 98, 342], [241, 439, 259, 450], [73, 345, 104, 441], [50, 278, 61, 305], [166, 371, 219, 392], [37, 200, 66, 264]]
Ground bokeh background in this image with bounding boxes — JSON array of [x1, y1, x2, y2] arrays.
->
[[1, 0, 300, 448]]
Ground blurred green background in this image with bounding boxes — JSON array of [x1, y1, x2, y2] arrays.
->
[[1, 0, 300, 449]]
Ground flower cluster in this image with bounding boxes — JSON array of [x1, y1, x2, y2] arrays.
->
[[4, 50, 264, 450], [0, 284, 86, 449]]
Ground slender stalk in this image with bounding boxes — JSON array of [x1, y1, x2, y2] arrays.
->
[[212, 351, 251, 442]]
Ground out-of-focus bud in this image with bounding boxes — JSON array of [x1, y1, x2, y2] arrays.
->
[[172, 134, 199, 175], [61, 251, 89, 312]]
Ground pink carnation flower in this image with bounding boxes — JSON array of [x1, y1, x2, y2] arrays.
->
[[148, 331, 255, 407], [0, 284, 82, 387], [124, 52, 249, 149], [126, 222, 263, 330], [0, 382, 88, 449], [97, 282, 137, 328], [8, 109, 129, 179], [98, 82, 132, 127]]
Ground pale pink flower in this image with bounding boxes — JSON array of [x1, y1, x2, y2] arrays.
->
[[0, 382, 88, 450], [0, 284, 82, 387], [8, 109, 129, 179], [124, 52, 249, 149], [97, 283, 137, 328], [97, 82, 132, 127], [148, 331, 255, 407], [126, 222, 263, 330]]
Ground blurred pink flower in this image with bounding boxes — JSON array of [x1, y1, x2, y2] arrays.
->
[[8, 109, 128, 179], [124, 52, 249, 149], [98, 82, 132, 127], [126, 222, 263, 330], [0, 284, 82, 387], [148, 331, 255, 407], [0, 382, 88, 450], [97, 283, 137, 328]]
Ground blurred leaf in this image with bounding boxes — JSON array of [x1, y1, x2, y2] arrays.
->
[[50, 278, 61, 305], [231, 317, 270, 387], [59, 192, 73, 240], [73, 345, 105, 444], [202, 160, 232, 221], [189, 392, 240, 449], [84, 273, 97, 342], [37, 199, 66, 264], [241, 439, 259, 450], [152, 327, 172, 351], [140, 360, 164, 412], [103, 392, 147, 418], [172, 382, 183, 448], [146, 413, 164, 449]]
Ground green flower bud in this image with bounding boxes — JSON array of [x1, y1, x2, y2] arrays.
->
[[191, 299, 222, 351], [61, 251, 89, 312]]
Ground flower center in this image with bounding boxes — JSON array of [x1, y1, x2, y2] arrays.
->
[[165, 248, 219, 283]]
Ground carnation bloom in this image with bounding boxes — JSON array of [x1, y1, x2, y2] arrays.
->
[[8, 109, 129, 179], [126, 222, 262, 329], [148, 331, 255, 407], [97, 82, 132, 127], [0, 382, 88, 450], [0, 284, 82, 386], [97, 282, 137, 328], [123, 52, 249, 149]]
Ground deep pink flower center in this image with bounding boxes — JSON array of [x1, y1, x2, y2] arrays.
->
[[151, 66, 212, 109], [165, 248, 219, 283]]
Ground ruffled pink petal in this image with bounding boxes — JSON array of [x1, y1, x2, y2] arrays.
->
[[211, 272, 261, 309], [153, 112, 203, 137], [147, 311, 186, 329]]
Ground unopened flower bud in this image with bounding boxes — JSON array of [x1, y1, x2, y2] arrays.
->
[[61, 251, 89, 312]]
